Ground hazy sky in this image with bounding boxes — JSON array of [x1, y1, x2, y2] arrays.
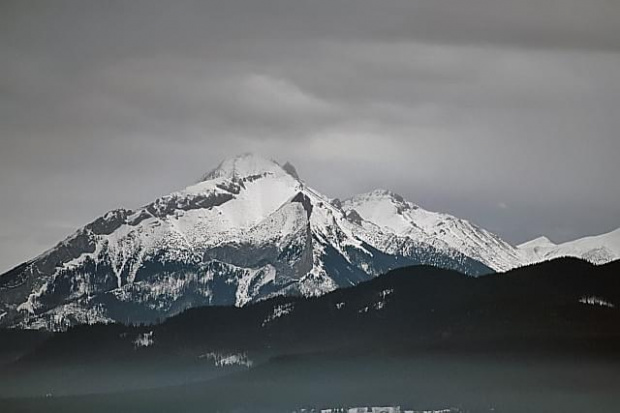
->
[[1, 0, 620, 272]]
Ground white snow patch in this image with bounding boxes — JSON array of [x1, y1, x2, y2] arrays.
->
[[235, 265, 277, 307], [380, 289, 393, 298], [199, 352, 253, 367], [579, 296, 615, 308], [16, 281, 51, 314], [262, 303, 295, 326], [336, 302, 345, 310], [134, 331, 154, 348], [17, 301, 113, 331]]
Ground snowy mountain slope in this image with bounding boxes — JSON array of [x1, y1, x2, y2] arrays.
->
[[342, 190, 526, 271], [517, 236, 558, 263], [1, 154, 502, 331], [519, 228, 620, 265]]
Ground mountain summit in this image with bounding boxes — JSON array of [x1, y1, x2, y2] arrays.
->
[[0, 154, 614, 331], [199, 153, 293, 182]]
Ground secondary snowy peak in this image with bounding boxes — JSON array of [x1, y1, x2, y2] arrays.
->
[[343, 190, 525, 272], [518, 236, 556, 249], [342, 189, 423, 235], [519, 228, 620, 265]]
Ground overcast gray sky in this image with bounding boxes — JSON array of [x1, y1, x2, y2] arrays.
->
[[1, 0, 620, 272]]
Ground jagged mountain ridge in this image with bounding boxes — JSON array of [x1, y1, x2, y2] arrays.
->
[[0, 154, 498, 331]]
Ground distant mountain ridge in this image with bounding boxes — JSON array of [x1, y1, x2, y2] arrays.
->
[[0, 154, 617, 331], [518, 228, 620, 265]]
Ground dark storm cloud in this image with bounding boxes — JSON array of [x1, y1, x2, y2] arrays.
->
[[1, 0, 619, 270]]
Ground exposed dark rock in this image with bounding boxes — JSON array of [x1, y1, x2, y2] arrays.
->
[[282, 161, 300, 180]]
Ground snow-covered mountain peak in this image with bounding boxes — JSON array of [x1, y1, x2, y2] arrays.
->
[[343, 190, 525, 272], [353, 189, 412, 204], [199, 153, 295, 183], [518, 236, 556, 249]]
